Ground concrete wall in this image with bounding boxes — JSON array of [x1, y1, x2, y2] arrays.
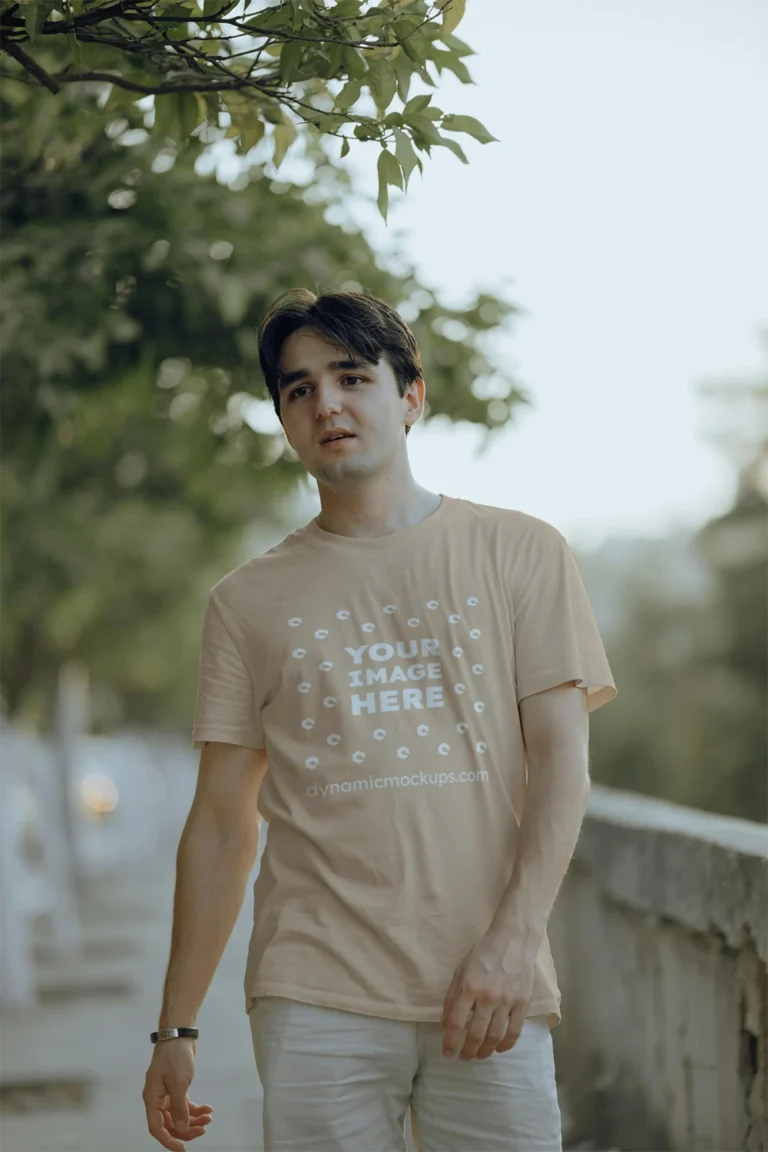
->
[[550, 785, 768, 1152]]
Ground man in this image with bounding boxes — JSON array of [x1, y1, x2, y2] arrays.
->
[[143, 287, 617, 1152]]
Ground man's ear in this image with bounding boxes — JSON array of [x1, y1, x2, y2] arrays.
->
[[407, 375, 426, 423]]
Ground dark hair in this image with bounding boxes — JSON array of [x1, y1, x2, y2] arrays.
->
[[258, 288, 423, 437]]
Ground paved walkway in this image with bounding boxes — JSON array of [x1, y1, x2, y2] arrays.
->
[[1, 841, 265, 1152]]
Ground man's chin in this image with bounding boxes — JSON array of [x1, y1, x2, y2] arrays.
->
[[313, 457, 372, 483]]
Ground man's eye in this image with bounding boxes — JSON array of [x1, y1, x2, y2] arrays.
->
[[288, 375, 364, 401]]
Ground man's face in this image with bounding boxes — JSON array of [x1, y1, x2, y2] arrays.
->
[[277, 327, 422, 486]]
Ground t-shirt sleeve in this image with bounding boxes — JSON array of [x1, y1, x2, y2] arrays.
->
[[191, 593, 265, 750], [512, 524, 617, 714]]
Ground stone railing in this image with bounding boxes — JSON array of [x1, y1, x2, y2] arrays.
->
[[549, 784, 768, 1152]]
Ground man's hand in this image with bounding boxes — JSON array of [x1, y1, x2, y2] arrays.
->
[[440, 934, 536, 1061], [143, 1039, 212, 1151]]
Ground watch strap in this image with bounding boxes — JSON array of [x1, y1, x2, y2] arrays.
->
[[150, 1027, 199, 1044]]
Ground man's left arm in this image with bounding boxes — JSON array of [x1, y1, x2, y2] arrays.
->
[[441, 681, 590, 1060]]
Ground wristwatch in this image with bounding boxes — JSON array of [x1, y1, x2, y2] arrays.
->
[[150, 1027, 199, 1044]]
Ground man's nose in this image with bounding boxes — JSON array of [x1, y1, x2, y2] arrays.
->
[[313, 381, 343, 418]]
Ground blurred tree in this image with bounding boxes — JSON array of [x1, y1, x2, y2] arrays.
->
[[0, 0, 496, 219], [585, 354, 768, 823], [589, 576, 746, 815], [0, 78, 526, 734], [695, 360, 768, 819]]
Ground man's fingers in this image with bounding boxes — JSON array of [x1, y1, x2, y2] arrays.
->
[[147, 1106, 186, 1152], [165, 1105, 212, 1130], [169, 1088, 190, 1132], [475, 1005, 511, 1059], [441, 1016, 466, 1056], [496, 1011, 523, 1053], [163, 1109, 209, 1141], [442, 995, 474, 1056], [458, 1005, 494, 1060], [188, 1101, 213, 1117]]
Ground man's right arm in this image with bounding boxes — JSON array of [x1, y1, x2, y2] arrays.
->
[[143, 741, 268, 1151]]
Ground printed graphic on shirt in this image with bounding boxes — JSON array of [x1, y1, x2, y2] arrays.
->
[[286, 596, 493, 798]]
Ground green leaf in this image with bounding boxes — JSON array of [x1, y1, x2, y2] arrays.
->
[[437, 53, 473, 84], [379, 147, 403, 191], [155, 1, 190, 10], [439, 0, 465, 36], [393, 15, 419, 38], [400, 28, 430, 66], [262, 102, 284, 125], [403, 94, 431, 117], [179, 93, 202, 140], [393, 127, 422, 189], [309, 111, 344, 133], [66, 31, 83, 73], [104, 85, 131, 112], [280, 40, 304, 84], [366, 58, 397, 117], [159, 4, 192, 40], [376, 150, 389, 221], [440, 114, 499, 144], [240, 117, 265, 152], [343, 45, 366, 80], [340, 136, 350, 158], [154, 92, 201, 144], [332, 0, 362, 16], [245, 6, 293, 30], [273, 118, 297, 168], [406, 113, 442, 148], [353, 119, 377, 141], [194, 89, 217, 124], [324, 41, 344, 78], [414, 63, 436, 88], [23, 0, 54, 43], [391, 49, 413, 103], [333, 78, 362, 112], [305, 46, 332, 80], [435, 131, 468, 164], [203, 0, 235, 16], [443, 33, 475, 57]]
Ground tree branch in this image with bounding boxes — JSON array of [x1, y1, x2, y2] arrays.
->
[[47, 69, 258, 95], [1, 39, 61, 92]]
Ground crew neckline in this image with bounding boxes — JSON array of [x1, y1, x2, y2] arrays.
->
[[302, 493, 458, 551]]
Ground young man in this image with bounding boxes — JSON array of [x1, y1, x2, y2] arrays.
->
[[143, 288, 617, 1152]]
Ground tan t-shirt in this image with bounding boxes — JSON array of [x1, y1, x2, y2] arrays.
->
[[192, 494, 617, 1028]]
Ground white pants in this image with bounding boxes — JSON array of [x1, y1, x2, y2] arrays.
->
[[249, 997, 562, 1152]]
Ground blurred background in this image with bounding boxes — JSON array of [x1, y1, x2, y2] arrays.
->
[[1, 1, 766, 1149]]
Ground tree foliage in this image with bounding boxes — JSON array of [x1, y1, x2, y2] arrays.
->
[[0, 0, 498, 218], [587, 365, 768, 823], [0, 78, 524, 732]]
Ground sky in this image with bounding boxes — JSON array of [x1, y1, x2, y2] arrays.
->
[[326, 0, 768, 550]]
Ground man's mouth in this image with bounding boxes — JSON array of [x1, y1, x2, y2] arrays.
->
[[321, 433, 355, 445]]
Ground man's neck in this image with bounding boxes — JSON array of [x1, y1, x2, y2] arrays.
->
[[313, 486, 442, 539]]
